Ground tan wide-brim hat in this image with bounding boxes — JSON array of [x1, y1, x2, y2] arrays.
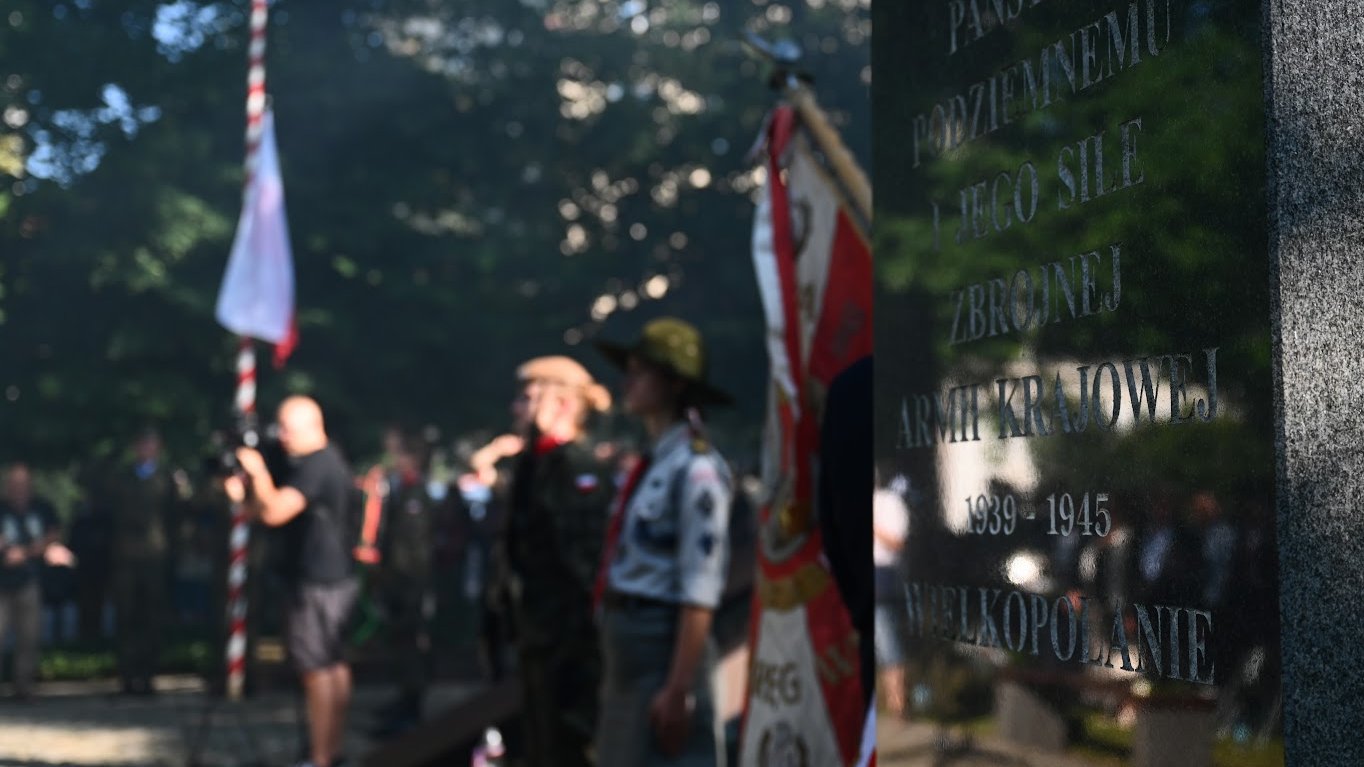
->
[[517, 356, 612, 412], [593, 317, 734, 407]]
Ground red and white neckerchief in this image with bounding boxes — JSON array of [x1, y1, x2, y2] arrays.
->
[[591, 453, 652, 613]]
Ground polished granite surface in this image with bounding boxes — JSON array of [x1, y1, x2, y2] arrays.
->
[[872, 1, 1281, 763]]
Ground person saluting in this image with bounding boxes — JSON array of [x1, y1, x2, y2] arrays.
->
[[503, 355, 616, 766]]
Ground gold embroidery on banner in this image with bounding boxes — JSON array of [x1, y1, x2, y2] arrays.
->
[[779, 500, 813, 537], [758, 560, 833, 611]]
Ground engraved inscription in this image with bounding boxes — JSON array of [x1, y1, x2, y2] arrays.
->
[[948, 0, 1046, 56], [947, 243, 1124, 345], [1045, 492, 1112, 537], [903, 582, 1216, 685], [913, 0, 1176, 166], [896, 348, 1219, 448], [1058, 117, 1146, 209], [960, 491, 1113, 537], [877, 0, 1280, 744]]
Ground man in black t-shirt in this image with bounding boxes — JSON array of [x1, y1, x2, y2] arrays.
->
[[226, 396, 355, 767]]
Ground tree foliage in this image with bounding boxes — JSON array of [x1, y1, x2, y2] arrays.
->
[[0, 0, 871, 468]]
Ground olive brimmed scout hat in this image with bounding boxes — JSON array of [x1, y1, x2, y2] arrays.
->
[[593, 317, 734, 407], [517, 356, 613, 412]]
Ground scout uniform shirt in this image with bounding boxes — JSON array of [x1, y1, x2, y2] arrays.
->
[[607, 423, 733, 609]]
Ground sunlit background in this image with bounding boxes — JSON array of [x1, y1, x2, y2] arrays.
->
[[0, 0, 870, 470], [0, 2, 870, 763]]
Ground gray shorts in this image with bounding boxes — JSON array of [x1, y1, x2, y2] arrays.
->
[[285, 578, 358, 673], [874, 602, 906, 666]]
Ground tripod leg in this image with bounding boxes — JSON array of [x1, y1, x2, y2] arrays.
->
[[295, 680, 310, 763], [186, 698, 220, 767], [231, 702, 270, 767], [185, 697, 275, 767]]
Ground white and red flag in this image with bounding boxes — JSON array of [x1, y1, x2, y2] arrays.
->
[[215, 107, 297, 365], [741, 101, 873, 766]]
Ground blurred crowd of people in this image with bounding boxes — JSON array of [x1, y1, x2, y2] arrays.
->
[[0, 430, 211, 698], [0, 316, 762, 767]]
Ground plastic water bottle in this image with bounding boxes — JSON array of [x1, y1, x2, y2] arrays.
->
[[470, 727, 505, 767]]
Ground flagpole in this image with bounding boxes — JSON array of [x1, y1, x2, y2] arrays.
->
[[226, 338, 256, 702], [743, 32, 872, 231], [784, 86, 873, 229], [244, 0, 269, 192], [224, 0, 271, 704]]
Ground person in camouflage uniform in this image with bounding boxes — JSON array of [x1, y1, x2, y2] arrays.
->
[[460, 438, 519, 683], [504, 356, 616, 767], [111, 429, 178, 695], [372, 435, 437, 737]]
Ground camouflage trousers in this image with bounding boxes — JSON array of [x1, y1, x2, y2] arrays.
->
[[382, 576, 433, 699], [516, 628, 600, 767], [114, 561, 164, 688]]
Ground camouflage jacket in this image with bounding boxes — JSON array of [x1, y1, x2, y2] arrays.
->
[[506, 438, 614, 646]]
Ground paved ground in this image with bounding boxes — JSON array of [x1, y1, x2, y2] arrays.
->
[[0, 679, 1126, 767], [877, 718, 1106, 767], [0, 676, 479, 767]]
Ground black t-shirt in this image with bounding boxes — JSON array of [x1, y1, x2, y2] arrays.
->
[[0, 499, 58, 591], [277, 444, 353, 585]]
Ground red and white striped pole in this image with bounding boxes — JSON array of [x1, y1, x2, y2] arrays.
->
[[225, 0, 270, 703], [226, 340, 256, 701], [243, 0, 268, 189]]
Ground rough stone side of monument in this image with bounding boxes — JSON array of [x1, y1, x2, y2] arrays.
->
[[1264, 1, 1364, 763]]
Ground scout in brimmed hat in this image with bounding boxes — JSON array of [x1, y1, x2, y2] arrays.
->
[[590, 316, 735, 765], [593, 317, 733, 410]]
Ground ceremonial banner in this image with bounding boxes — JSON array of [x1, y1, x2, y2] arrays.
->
[[741, 103, 873, 767]]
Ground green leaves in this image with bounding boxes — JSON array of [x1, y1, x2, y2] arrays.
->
[[0, 0, 870, 469]]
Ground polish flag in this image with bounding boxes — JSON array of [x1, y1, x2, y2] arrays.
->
[[216, 108, 297, 365]]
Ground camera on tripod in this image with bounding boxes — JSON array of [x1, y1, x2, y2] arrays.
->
[[206, 428, 257, 478], [206, 424, 285, 481]]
